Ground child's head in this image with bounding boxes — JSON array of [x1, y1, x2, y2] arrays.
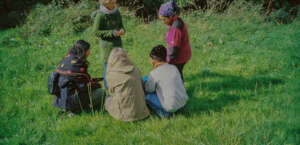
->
[[150, 45, 167, 64], [99, 0, 116, 10], [109, 47, 128, 62], [69, 40, 90, 60], [158, 0, 180, 25]]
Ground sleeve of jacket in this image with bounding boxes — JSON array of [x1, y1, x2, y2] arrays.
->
[[118, 11, 125, 32], [92, 13, 118, 39], [144, 74, 156, 93], [167, 28, 182, 63]]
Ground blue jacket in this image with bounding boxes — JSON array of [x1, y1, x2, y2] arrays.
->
[[53, 54, 100, 112]]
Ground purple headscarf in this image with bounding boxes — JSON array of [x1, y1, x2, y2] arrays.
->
[[159, 0, 178, 17]]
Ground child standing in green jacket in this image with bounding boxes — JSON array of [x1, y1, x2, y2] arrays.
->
[[92, 0, 125, 89]]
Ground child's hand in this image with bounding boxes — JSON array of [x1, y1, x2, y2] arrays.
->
[[118, 29, 125, 36], [92, 78, 103, 82]]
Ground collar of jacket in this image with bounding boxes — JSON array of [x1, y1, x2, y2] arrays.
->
[[107, 57, 135, 74], [168, 14, 179, 26], [57, 54, 88, 74], [100, 5, 118, 15]]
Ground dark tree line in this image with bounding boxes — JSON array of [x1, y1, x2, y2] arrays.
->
[[117, 0, 299, 23], [0, 0, 299, 29]]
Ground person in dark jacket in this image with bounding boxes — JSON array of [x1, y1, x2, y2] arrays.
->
[[92, 0, 125, 89], [53, 40, 105, 114], [158, 0, 191, 81]]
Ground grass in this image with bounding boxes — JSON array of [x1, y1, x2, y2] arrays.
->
[[0, 1, 300, 145]]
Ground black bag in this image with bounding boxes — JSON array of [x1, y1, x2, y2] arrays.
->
[[48, 72, 60, 96]]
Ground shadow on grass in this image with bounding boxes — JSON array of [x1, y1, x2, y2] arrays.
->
[[180, 70, 284, 116]]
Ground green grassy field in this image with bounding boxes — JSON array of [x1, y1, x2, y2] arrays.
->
[[0, 2, 300, 145]]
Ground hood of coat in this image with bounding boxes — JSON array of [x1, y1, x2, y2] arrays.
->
[[106, 48, 135, 74], [107, 56, 135, 74]]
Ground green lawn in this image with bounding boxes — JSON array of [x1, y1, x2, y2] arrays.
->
[[0, 3, 300, 145]]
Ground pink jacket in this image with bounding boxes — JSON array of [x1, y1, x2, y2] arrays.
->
[[166, 15, 191, 64]]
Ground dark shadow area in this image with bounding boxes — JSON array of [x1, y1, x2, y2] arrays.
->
[[0, 0, 50, 30], [179, 70, 284, 117], [0, 0, 82, 30]]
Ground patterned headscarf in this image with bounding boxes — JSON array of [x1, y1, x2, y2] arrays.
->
[[158, 0, 178, 17]]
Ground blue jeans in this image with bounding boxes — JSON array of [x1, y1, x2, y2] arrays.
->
[[103, 62, 107, 89], [143, 76, 169, 117]]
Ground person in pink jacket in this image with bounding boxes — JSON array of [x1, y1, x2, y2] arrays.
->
[[158, 0, 191, 81]]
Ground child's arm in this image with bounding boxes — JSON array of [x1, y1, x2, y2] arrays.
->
[[93, 13, 118, 39], [167, 28, 182, 63], [119, 11, 125, 33], [144, 75, 156, 93]]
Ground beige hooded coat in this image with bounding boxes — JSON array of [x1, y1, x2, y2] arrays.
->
[[105, 48, 150, 121]]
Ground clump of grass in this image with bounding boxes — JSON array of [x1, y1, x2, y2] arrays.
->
[[19, 0, 98, 37]]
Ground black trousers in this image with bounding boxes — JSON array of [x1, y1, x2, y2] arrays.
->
[[174, 63, 186, 81]]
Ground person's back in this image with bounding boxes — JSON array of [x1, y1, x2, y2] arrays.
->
[[148, 63, 188, 112], [52, 40, 105, 114], [143, 45, 188, 117], [105, 48, 150, 121]]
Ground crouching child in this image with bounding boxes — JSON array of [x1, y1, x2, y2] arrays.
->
[[49, 40, 105, 115], [143, 45, 189, 117]]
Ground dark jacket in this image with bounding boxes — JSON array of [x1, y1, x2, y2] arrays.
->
[[92, 9, 125, 62], [166, 15, 191, 64], [53, 54, 100, 112]]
